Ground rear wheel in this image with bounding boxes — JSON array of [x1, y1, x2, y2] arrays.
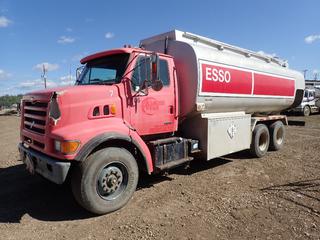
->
[[250, 124, 270, 158], [71, 147, 139, 215], [303, 106, 311, 116], [269, 121, 285, 151]]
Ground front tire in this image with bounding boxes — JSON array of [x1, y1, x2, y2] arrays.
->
[[250, 124, 270, 158], [303, 106, 311, 116], [71, 147, 139, 215]]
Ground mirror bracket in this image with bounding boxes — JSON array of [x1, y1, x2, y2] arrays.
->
[[150, 52, 163, 91]]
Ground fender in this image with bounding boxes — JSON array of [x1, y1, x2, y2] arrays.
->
[[75, 131, 153, 174], [129, 129, 153, 173]]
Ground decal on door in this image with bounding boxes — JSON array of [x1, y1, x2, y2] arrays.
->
[[141, 97, 165, 115]]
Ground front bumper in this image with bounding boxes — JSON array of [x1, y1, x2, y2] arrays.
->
[[18, 143, 71, 184]]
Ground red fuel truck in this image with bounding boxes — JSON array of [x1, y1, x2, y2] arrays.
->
[[19, 30, 305, 214]]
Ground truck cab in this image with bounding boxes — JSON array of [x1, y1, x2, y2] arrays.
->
[[19, 47, 191, 214]]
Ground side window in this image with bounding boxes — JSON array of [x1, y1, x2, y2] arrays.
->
[[131, 57, 170, 91], [132, 57, 151, 90], [160, 59, 170, 86], [310, 92, 315, 100]]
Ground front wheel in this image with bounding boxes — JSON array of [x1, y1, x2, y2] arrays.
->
[[71, 147, 139, 215], [303, 106, 311, 116]]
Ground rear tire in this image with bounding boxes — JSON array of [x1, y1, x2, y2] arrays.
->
[[303, 106, 311, 116], [269, 121, 285, 151], [71, 147, 139, 215], [250, 124, 270, 158]]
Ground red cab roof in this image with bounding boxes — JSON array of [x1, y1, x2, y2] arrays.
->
[[80, 47, 172, 64]]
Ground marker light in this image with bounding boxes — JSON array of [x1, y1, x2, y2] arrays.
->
[[110, 104, 117, 115], [54, 140, 80, 154]]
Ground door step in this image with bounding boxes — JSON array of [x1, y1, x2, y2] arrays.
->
[[156, 157, 194, 171], [149, 137, 198, 172]]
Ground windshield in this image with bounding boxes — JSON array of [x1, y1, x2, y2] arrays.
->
[[77, 53, 129, 85]]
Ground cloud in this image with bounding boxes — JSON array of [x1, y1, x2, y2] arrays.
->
[[0, 69, 12, 80], [257, 50, 277, 58], [19, 79, 57, 90], [105, 32, 115, 39], [59, 75, 75, 86], [33, 62, 59, 72], [304, 34, 320, 44], [19, 79, 42, 88], [0, 16, 11, 27], [17, 75, 75, 93], [0, 85, 20, 96], [66, 27, 73, 32], [57, 36, 75, 44]]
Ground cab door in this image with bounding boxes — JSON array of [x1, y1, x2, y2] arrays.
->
[[128, 55, 177, 136]]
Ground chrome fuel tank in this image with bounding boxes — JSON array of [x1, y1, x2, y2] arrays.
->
[[140, 30, 305, 118]]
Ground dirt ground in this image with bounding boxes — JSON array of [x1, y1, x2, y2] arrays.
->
[[0, 115, 319, 240]]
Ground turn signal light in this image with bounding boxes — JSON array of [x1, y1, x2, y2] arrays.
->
[[54, 140, 80, 154], [110, 104, 116, 115]]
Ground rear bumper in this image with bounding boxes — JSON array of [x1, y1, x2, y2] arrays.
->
[[18, 143, 71, 184]]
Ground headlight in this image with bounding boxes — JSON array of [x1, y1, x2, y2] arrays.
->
[[54, 140, 61, 152], [54, 140, 80, 154]]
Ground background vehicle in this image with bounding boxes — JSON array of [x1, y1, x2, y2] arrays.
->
[[290, 88, 320, 116], [18, 30, 305, 214]]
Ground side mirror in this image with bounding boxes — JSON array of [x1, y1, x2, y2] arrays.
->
[[150, 52, 163, 91], [76, 66, 84, 80], [151, 79, 163, 91]]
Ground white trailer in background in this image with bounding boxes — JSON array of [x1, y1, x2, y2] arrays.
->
[[291, 88, 320, 116]]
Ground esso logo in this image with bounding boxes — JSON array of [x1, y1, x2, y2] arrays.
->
[[205, 66, 231, 83]]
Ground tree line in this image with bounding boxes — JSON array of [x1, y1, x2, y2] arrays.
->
[[0, 95, 23, 107]]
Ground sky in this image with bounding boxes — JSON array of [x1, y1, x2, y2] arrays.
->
[[0, 0, 319, 96]]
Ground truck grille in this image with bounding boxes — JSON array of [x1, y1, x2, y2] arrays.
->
[[23, 101, 48, 135]]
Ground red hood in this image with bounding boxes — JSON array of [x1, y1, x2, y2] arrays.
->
[[24, 85, 112, 100], [24, 84, 122, 127]]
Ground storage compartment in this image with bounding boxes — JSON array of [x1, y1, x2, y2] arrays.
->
[[149, 137, 189, 168], [181, 112, 251, 160]]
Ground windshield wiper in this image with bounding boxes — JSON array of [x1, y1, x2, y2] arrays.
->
[[89, 78, 117, 85], [121, 54, 139, 80], [75, 79, 81, 85]]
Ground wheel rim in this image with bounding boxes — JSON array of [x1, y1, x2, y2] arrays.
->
[[304, 107, 310, 116], [276, 127, 284, 145], [258, 131, 268, 152], [97, 162, 128, 201]]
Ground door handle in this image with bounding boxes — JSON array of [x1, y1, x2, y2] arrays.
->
[[134, 97, 140, 104], [169, 105, 174, 114]]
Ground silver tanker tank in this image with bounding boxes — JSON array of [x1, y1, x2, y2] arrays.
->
[[140, 30, 305, 118]]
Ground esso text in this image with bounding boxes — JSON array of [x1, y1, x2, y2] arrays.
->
[[205, 66, 231, 83]]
